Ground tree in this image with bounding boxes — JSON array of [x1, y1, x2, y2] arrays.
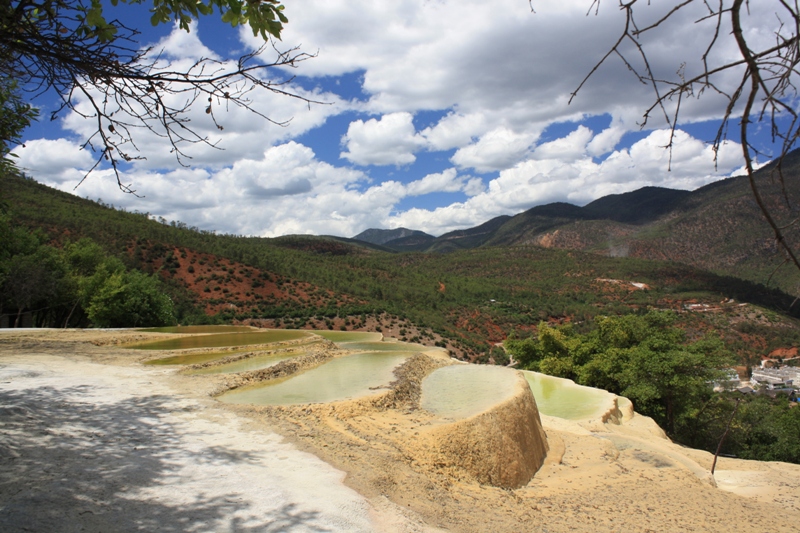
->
[[0, 0, 314, 191], [506, 311, 733, 435], [87, 269, 175, 327], [0, 78, 37, 175], [571, 1, 800, 280], [1, 244, 70, 327]]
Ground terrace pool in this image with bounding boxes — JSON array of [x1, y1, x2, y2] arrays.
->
[[522, 371, 615, 420], [139, 325, 255, 334], [314, 331, 383, 343], [218, 351, 413, 405], [419, 365, 520, 420]]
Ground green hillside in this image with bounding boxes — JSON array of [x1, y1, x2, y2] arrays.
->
[[3, 173, 800, 363]]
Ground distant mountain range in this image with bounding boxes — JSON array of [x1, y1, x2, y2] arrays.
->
[[351, 151, 800, 291]]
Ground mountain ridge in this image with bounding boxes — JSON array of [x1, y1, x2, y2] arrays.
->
[[350, 156, 800, 292]]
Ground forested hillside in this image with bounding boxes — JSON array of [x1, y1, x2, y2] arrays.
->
[[4, 173, 800, 364]]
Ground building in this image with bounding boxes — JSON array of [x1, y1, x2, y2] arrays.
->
[[750, 368, 796, 390]]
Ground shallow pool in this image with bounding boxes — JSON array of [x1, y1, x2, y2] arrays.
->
[[187, 352, 302, 375], [144, 350, 254, 366], [337, 340, 431, 352], [420, 365, 520, 420], [522, 371, 614, 420], [139, 325, 255, 334], [218, 351, 412, 405], [128, 330, 312, 351], [313, 331, 383, 343]]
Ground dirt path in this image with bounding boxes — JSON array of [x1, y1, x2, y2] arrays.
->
[[1, 330, 800, 533]]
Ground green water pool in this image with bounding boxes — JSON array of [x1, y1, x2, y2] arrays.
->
[[187, 352, 302, 375], [143, 350, 253, 366], [218, 351, 413, 405], [420, 365, 520, 419], [337, 340, 430, 352], [139, 325, 255, 334], [522, 371, 614, 420], [313, 331, 383, 343]]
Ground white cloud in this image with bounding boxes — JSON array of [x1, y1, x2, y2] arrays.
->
[[340, 112, 425, 166], [533, 126, 594, 161], [587, 125, 626, 157], [387, 129, 745, 235], [451, 128, 537, 173], [421, 112, 486, 151], [12, 139, 95, 183], [405, 168, 463, 196], [154, 21, 218, 61], [26, 128, 747, 239], [22, 0, 782, 239]]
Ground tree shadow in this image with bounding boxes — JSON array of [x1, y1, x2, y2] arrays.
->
[[0, 385, 332, 532]]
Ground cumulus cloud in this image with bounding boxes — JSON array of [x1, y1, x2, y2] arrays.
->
[[153, 21, 218, 61], [12, 139, 95, 183], [340, 112, 426, 166], [533, 126, 594, 161], [587, 125, 626, 157], [23, 0, 779, 238], [405, 168, 463, 196], [451, 128, 537, 173], [421, 112, 486, 151]]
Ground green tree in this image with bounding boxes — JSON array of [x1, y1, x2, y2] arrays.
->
[[508, 311, 733, 436], [576, 313, 730, 434], [683, 393, 800, 464], [504, 337, 541, 368], [64, 241, 128, 326], [87, 269, 175, 327], [0, 78, 37, 174], [1, 244, 70, 327]]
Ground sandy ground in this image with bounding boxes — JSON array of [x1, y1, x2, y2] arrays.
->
[[2, 329, 800, 533]]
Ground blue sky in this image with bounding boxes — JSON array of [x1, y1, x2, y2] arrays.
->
[[13, 0, 787, 238]]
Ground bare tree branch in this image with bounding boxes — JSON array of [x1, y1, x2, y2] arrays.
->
[[0, 0, 323, 192], [570, 0, 800, 284]]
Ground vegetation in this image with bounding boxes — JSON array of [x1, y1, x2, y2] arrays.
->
[[506, 312, 731, 434], [0, 213, 174, 327], [5, 174, 800, 357], [505, 311, 800, 464]]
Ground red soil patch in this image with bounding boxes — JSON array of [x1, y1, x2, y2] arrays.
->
[[128, 243, 352, 316]]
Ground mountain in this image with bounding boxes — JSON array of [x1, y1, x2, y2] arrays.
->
[[428, 215, 513, 252], [350, 153, 800, 292], [352, 227, 434, 246]]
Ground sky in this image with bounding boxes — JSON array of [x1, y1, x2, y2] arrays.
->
[[11, 0, 787, 238]]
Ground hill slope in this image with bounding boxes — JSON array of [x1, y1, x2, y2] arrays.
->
[[5, 173, 800, 364]]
